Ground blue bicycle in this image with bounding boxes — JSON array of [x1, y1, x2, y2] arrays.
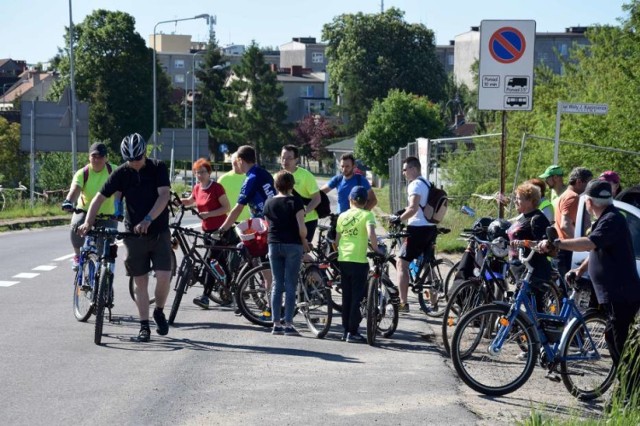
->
[[451, 237, 615, 400]]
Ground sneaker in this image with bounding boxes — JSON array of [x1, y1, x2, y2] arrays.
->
[[72, 255, 80, 271], [341, 331, 348, 341], [234, 308, 242, 316], [399, 303, 410, 314], [284, 325, 300, 336], [261, 307, 272, 321], [153, 309, 169, 336], [346, 332, 366, 343], [137, 327, 151, 342], [193, 295, 210, 309], [272, 326, 284, 335]]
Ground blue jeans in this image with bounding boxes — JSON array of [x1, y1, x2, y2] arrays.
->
[[269, 243, 303, 324]]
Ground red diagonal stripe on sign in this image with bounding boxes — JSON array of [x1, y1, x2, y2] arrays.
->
[[494, 32, 520, 58]]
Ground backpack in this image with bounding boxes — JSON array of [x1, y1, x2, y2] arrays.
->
[[292, 188, 332, 219], [417, 177, 448, 224], [82, 163, 113, 186]]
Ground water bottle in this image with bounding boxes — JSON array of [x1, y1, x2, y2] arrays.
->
[[409, 254, 422, 280], [209, 259, 226, 281], [460, 205, 476, 217]]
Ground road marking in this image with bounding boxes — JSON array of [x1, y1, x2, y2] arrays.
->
[[54, 254, 75, 261], [13, 272, 39, 279], [33, 265, 57, 271], [0, 281, 19, 287]]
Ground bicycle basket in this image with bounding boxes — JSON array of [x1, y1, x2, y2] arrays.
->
[[235, 218, 269, 258]]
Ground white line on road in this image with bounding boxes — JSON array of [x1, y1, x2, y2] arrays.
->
[[12, 272, 39, 279], [33, 265, 57, 271], [0, 281, 19, 287], [54, 254, 75, 261]]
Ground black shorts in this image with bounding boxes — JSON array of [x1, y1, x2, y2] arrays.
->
[[399, 225, 437, 262], [123, 230, 173, 276]]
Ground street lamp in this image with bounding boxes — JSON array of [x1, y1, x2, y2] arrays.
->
[[68, 0, 78, 173], [184, 70, 191, 129], [152, 14, 209, 158]]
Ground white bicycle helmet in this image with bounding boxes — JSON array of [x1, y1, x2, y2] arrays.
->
[[120, 133, 146, 161]]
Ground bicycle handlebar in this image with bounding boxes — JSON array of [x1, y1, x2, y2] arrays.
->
[[68, 208, 122, 222], [85, 226, 138, 240]]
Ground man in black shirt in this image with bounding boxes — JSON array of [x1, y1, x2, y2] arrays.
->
[[79, 133, 172, 342], [542, 180, 640, 403]]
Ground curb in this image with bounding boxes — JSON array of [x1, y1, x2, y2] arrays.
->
[[0, 215, 68, 231]]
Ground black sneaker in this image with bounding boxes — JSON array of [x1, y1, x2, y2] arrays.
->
[[193, 295, 210, 309], [153, 309, 169, 336], [341, 331, 348, 341], [137, 327, 151, 342]]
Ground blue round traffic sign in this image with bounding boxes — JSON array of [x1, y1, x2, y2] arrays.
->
[[489, 27, 526, 64]]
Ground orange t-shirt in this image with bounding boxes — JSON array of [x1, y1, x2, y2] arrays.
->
[[554, 188, 579, 239]]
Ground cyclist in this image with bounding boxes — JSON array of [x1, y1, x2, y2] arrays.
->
[[539, 165, 566, 204], [389, 156, 435, 313], [599, 170, 622, 198], [335, 185, 382, 343], [279, 144, 321, 242], [321, 153, 377, 214], [217, 152, 250, 222], [61, 142, 120, 270], [527, 178, 554, 223], [179, 158, 232, 309], [78, 133, 172, 342]]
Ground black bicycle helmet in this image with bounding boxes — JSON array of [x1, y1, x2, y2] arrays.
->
[[487, 218, 511, 240], [120, 133, 146, 161], [472, 217, 493, 239]]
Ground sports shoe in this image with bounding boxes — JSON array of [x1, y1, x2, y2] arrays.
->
[[193, 295, 210, 309], [399, 303, 410, 313], [137, 327, 151, 342], [284, 325, 300, 336], [72, 255, 80, 271], [341, 331, 348, 341], [272, 326, 284, 335], [261, 307, 272, 321], [346, 332, 366, 343], [153, 308, 169, 336]]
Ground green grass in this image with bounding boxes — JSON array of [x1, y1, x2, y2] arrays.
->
[[0, 201, 62, 220]]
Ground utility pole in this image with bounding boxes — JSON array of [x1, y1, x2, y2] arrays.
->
[[380, 0, 384, 13]]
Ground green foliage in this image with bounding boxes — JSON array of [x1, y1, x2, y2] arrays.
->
[[37, 152, 77, 191], [355, 89, 444, 177], [322, 8, 447, 133], [0, 116, 28, 186], [220, 43, 290, 163]]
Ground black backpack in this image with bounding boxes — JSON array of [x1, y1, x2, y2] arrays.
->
[[292, 189, 332, 219]]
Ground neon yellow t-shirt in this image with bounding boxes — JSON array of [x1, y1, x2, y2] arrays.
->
[[72, 163, 117, 215], [274, 167, 320, 222], [337, 207, 376, 263], [218, 170, 250, 222]]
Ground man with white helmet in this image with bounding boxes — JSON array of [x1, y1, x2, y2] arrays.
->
[[78, 133, 172, 342]]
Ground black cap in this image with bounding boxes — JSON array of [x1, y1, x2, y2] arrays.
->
[[585, 179, 612, 200], [89, 142, 108, 157]]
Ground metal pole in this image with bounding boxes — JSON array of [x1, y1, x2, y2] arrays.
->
[[191, 51, 206, 186], [499, 111, 507, 219], [184, 71, 189, 129], [68, 0, 78, 174], [170, 130, 176, 183], [30, 100, 36, 208], [553, 101, 562, 164]]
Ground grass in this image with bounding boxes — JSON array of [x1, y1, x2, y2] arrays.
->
[[0, 201, 63, 220]]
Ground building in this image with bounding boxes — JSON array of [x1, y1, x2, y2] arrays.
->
[[453, 26, 591, 89], [279, 37, 328, 72], [435, 42, 455, 76], [0, 69, 56, 111]]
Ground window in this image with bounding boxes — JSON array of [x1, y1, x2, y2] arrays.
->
[[448, 54, 454, 66], [312, 52, 324, 64], [175, 74, 185, 84], [174, 59, 185, 69]]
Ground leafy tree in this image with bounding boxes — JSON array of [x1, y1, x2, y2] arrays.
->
[[49, 9, 179, 153], [0, 116, 27, 186], [355, 89, 444, 177], [294, 115, 337, 162], [322, 8, 447, 133], [221, 43, 289, 163], [37, 152, 78, 191]]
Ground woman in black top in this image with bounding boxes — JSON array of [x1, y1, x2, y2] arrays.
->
[[263, 170, 310, 335]]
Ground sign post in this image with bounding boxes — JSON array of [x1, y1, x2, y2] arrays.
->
[[554, 102, 609, 163]]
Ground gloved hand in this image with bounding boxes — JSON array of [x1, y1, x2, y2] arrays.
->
[[389, 215, 401, 225], [114, 200, 124, 221], [61, 199, 74, 212], [394, 208, 406, 216]]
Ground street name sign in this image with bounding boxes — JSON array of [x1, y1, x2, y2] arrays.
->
[[559, 103, 609, 115]]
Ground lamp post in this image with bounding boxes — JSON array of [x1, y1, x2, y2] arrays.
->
[[152, 14, 209, 158], [68, 0, 78, 173], [184, 71, 191, 129], [190, 51, 206, 184]]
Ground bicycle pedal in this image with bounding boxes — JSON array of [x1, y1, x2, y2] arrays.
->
[[544, 372, 561, 382]]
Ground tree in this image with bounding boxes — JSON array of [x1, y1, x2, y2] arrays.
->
[[221, 43, 289, 163], [355, 89, 444, 177], [294, 115, 337, 165], [322, 8, 447, 133], [49, 9, 179, 153], [0, 116, 27, 186]]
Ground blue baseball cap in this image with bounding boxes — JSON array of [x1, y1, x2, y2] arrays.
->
[[349, 185, 368, 204]]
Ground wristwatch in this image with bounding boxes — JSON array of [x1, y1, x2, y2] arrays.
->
[[144, 214, 153, 222], [553, 238, 561, 249]]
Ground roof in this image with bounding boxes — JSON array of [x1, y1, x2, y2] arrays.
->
[[453, 122, 478, 137], [277, 74, 324, 83], [326, 137, 355, 153]]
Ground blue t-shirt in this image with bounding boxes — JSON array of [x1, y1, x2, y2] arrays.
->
[[237, 165, 276, 218], [327, 173, 371, 213]]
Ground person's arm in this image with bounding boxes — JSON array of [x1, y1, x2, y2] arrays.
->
[[367, 223, 379, 252], [180, 193, 195, 206], [220, 203, 244, 231], [399, 194, 420, 222], [77, 193, 106, 236], [320, 185, 331, 194], [135, 186, 170, 235], [64, 183, 82, 205], [296, 209, 310, 252], [555, 236, 595, 252], [202, 194, 231, 219], [365, 188, 378, 210], [559, 213, 575, 239], [306, 191, 321, 213]]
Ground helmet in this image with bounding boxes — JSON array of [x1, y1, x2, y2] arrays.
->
[[120, 133, 146, 161], [490, 237, 509, 258], [487, 219, 511, 240], [472, 217, 493, 239]]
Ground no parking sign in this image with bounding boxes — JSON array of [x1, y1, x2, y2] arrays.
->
[[478, 20, 536, 111]]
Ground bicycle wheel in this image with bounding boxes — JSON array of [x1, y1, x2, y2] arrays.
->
[[236, 262, 273, 327], [378, 275, 399, 338], [451, 304, 539, 396], [326, 252, 343, 313], [94, 267, 112, 345], [444, 260, 461, 299], [300, 265, 332, 338], [442, 278, 490, 356], [168, 258, 193, 325], [74, 253, 99, 322], [366, 276, 381, 345], [560, 311, 615, 400], [420, 258, 455, 318]]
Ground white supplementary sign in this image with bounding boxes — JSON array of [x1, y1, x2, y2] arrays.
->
[[559, 103, 609, 115], [478, 20, 536, 111]]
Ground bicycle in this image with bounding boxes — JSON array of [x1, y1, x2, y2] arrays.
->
[[450, 238, 615, 400]]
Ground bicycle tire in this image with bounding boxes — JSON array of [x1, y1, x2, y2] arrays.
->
[[300, 265, 332, 338], [326, 252, 343, 313], [74, 253, 99, 322], [444, 260, 461, 300], [419, 258, 455, 318], [366, 275, 380, 345], [378, 275, 399, 338], [560, 310, 616, 400], [441, 278, 489, 356], [451, 304, 539, 396], [168, 258, 193, 325], [235, 262, 273, 327], [94, 266, 111, 345]]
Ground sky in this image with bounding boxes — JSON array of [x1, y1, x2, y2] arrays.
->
[[1, 0, 630, 64]]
